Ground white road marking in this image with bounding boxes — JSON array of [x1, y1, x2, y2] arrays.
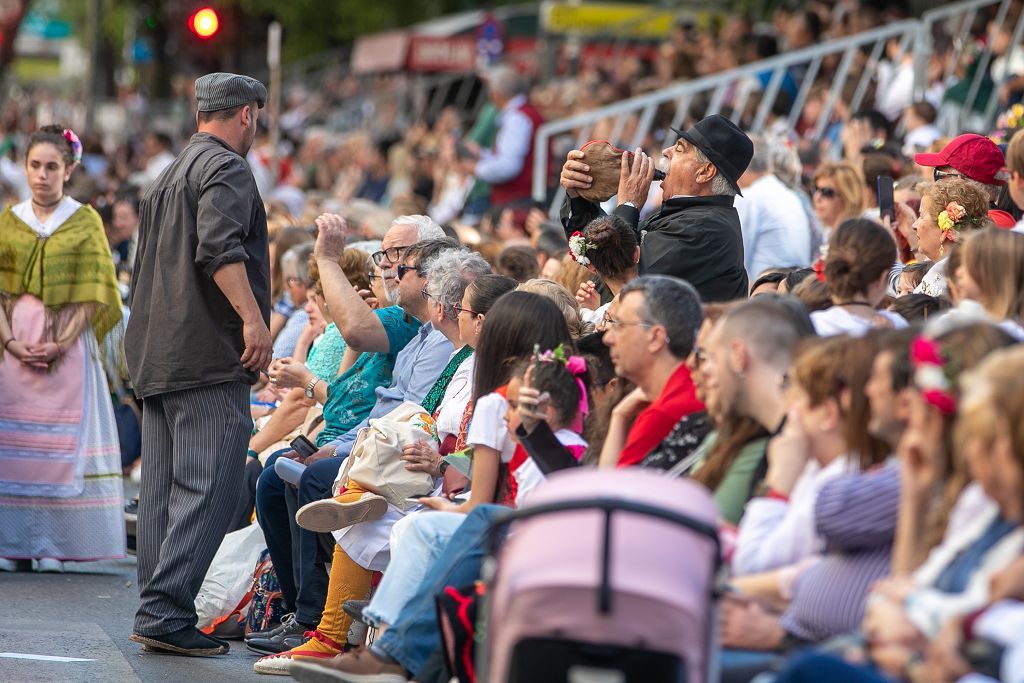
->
[[0, 652, 96, 662]]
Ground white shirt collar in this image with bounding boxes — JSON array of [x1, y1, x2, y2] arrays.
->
[[12, 196, 83, 237]]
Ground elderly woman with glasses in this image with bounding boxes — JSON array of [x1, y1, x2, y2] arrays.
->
[[812, 161, 866, 241]]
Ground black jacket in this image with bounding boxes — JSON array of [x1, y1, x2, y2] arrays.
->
[[561, 193, 748, 302]]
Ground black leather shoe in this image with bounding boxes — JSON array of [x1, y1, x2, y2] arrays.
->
[[244, 612, 295, 642], [245, 614, 311, 655], [343, 599, 370, 625], [130, 626, 229, 656]]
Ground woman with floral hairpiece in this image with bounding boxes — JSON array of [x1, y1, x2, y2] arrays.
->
[[0, 125, 124, 572], [912, 177, 991, 298], [569, 214, 640, 328]]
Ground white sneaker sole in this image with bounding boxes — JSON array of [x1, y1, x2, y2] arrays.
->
[[295, 496, 389, 533]]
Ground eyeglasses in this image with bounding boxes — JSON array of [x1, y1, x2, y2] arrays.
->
[[602, 314, 653, 330], [368, 271, 381, 281], [371, 245, 411, 266], [420, 287, 436, 302], [453, 303, 481, 317], [933, 169, 963, 182], [813, 186, 838, 199], [286, 276, 313, 287], [396, 264, 423, 280]]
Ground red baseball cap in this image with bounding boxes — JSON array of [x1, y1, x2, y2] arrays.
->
[[914, 134, 1007, 186], [989, 209, 1016, 229]]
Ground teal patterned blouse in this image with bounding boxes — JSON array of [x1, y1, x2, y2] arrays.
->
[[315, 307, 421, 448], [306, 323, 346, 381]]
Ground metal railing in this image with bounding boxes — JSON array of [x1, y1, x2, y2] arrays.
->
[[531, 19, 923, 209], [915, 0, 1024, 133], [532, 0, 1024, 211]]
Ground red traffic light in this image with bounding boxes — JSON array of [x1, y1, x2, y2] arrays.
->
[[189, 7, 220, 39]]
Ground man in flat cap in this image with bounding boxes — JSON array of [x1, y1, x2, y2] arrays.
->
[[560, 114, 754, 301], [127, 72, 272, 655]]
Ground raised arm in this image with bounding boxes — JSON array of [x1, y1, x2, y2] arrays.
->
[[313, 213, 390, 353]]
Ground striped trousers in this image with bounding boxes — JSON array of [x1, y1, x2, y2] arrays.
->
[[133, 382, 251, 636]]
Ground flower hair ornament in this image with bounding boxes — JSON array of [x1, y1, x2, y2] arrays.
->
[[568, 231, 597, 267], [909, 335, 957, 416], [63, 128, 83, 166], [535, 343, 590, 431], [812, 257, 827, 283], [935, 201, 970, 241]]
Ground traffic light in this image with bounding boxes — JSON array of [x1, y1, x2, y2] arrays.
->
[[188, 7, 220, 39]]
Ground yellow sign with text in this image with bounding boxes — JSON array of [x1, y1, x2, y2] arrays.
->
[[541, 2, 676, 38]]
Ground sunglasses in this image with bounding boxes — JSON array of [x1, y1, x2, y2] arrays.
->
[[933, 169, 964, 182], [371, 245, 411, 266], [813, 186, 838, 199], [396, 264, 423, 280]]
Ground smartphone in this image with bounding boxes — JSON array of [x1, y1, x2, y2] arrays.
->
[[877, 175, 895, 225], [289, 434, 317, 459]]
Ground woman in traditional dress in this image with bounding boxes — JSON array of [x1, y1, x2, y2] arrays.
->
[[0, 125, 125, 572]]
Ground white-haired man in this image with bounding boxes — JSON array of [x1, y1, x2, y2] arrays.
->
[[561, 114, 754, 302]]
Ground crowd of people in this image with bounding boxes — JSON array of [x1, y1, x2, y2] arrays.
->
[[4, 1, 1024, 682]]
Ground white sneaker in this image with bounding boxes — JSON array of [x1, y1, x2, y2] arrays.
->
[[34, 558, 65, 573]]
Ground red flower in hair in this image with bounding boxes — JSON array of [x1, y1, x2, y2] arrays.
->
[[909, 336, 944, 366], [921, 389, 957, 416], [812, 258, 826, 283]]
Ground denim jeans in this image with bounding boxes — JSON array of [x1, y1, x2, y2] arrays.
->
[[362, 511, 467, 627], [255, 451, 343, 626], [772, 652, 891, 683], [373, 504, 507, 677]]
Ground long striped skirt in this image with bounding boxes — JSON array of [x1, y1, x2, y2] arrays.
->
[[0, 295, 125, 561]]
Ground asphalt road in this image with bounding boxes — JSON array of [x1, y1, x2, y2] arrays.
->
[[1, 478, 268, 683], [0, 557, 271, 683]]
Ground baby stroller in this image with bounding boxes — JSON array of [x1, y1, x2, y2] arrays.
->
[[479, 468, 722, 683]]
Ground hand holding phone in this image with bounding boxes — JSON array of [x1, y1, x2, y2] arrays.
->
[[877, 175, 895, 225]]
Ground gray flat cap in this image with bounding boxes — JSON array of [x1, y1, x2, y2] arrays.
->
[[195, 72, 267, 112]]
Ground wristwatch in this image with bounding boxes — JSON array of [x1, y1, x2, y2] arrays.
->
[[619, 201, 637, 209], [304, 376, 321, 399]]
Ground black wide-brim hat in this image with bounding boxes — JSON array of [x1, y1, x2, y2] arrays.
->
[[671, 114, 754, 196]]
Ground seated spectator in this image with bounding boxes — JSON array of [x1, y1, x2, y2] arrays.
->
[[720, 331, 906, 677], [288, 297, 584, 682], [950, 228, 1024, 338], [599, 275, 704, 468], [812, 161, 865, 242], [897, 261, 932, 295], [269, 226, 315, 340], [791, 275, 832, 313], [731, 334, 887, 578], [249, 228, 455, 659], [516, 277, 593, 338], [735, 133, 813, 280], [672, 303, 769, 523], [811, 219, 908, 336], [774, 330, 1021, 682], [495, 244, 539, 282], [272, 243, 315, 359], [749, 268, 799, 297], [570, 214, 639, 327], [913, 177, 992, 298], [251, 250, 495, 675], [888, 292, 949, 323]]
